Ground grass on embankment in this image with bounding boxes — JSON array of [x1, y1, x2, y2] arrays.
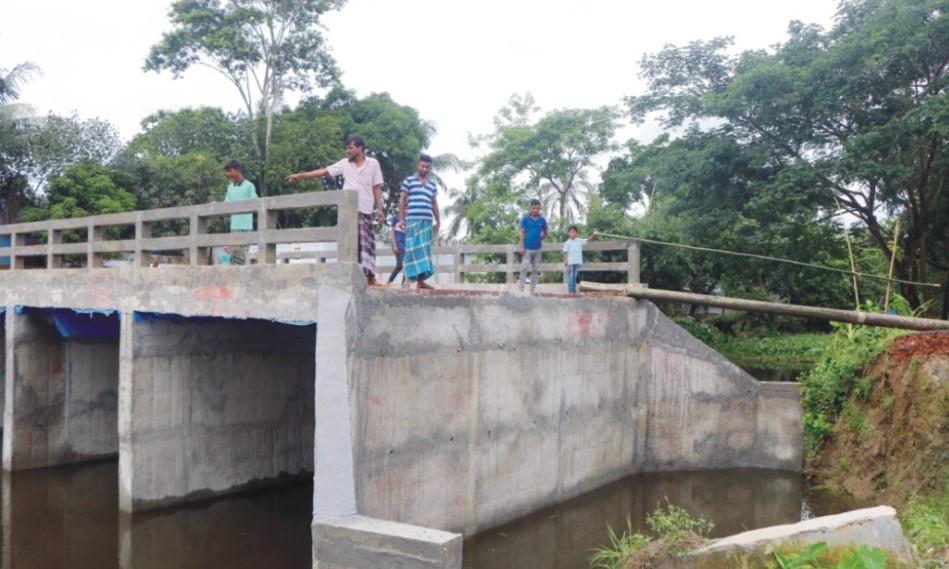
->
[[672, 316, 832, 375]]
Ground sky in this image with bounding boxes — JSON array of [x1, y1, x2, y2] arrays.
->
[[3, 0, 840, 187]]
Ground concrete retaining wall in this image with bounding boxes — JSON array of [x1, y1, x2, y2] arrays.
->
[[119, 315, 316, 511], [3, 309, 119, 470], [313, 288, 802, 547]]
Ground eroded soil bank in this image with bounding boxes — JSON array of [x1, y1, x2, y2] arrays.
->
[[808, 331, 949, 509]]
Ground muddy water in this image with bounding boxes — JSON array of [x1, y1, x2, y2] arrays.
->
[[3, 462, 822, 569], [2, 461, 311, 569], [463, 469, 809, 569]]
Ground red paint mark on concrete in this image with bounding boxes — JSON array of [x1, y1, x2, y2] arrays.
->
[[50, 359, 64, 375], [568, 313, 593, 336], [194, 286, 234, 316]]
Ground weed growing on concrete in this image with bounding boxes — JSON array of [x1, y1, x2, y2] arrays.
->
[[588, 502, 713, 569], [588, 516, 649, 569]]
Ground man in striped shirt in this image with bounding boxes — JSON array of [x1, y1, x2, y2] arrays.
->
[[398, 154, 440, 289]]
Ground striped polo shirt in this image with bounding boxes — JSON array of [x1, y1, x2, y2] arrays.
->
[[400, 175, 438, 221]]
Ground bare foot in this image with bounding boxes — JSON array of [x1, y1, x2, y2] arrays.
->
[[417, 281, 435, 290]]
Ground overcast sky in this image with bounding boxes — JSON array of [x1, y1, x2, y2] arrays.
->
[[4, 0, 839, 183]]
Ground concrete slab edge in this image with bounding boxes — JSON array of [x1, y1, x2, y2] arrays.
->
[[313, 514, 462, 569], [687, 506, 916, 567]]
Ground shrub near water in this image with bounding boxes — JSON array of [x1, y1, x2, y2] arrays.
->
[[589, 502, 713, 569], [799, 318, 906, 457]]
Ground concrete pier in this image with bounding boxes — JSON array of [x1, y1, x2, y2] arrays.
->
[[3, 308, 119, 470], [118, 314, 316, 511]]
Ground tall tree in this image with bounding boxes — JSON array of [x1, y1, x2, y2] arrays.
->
[[627, 0, 949, 312], [601, 132, 866, 309], [471, 93, 619, 229], [145, 0, 346, 196]]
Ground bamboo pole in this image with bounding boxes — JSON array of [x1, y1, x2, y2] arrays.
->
[[579, 282, 949, 332], [842, 226, 861, 309], [884, 218, 901, 313]]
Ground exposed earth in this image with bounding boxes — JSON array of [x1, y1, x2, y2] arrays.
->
[[808, 331, 949, 509]]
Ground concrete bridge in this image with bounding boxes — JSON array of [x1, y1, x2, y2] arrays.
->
[[0, 192, 801, 568]]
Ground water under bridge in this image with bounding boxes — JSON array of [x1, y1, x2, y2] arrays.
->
[[0, 191, 802, 568]]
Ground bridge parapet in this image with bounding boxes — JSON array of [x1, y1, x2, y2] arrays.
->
[[0, 190, 358, 269]]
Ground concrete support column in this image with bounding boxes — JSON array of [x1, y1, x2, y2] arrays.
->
[[0, 311, 5, 425], [119, 313, 315, 512], [2, 309, 119, 471], [312, 286, 462, 569]]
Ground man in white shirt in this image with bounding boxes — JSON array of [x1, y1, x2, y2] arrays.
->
[[287, 135, 386, 286]]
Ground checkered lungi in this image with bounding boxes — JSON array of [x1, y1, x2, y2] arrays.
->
[[404, 219, 434, 281], [357, 212, 376, 277]]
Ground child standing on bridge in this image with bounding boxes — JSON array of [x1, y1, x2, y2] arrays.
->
[[518, 199, 548, 294], [563, 225, 597, 294]]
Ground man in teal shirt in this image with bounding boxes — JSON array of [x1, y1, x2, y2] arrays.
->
[[224, 159, 257, 231]]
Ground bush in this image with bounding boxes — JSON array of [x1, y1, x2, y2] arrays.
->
[[799, 319, 905, 455]]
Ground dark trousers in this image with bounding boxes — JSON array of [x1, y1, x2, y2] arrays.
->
[[388, 249, 405, 283]]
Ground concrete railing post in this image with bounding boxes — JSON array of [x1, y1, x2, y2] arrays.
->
[[88, 223, 104, 268], [256, 201, 277, 265], [190, 213, 210, 266], [135, 214, 152, 268], [337, 192, 359, 264], [48, 228, 62, 269], [453, 252, 463, 283], [627, 239, 641, 285], [506, 247, 515, 284], [11, 232, 23, 270]]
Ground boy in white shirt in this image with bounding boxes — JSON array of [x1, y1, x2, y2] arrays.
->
[[563, 225, 597, 294]]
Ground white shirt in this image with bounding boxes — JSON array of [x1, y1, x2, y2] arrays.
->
[[327, 157, 384, 215]]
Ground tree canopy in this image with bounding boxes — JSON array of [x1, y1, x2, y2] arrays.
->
[[469, 93, 619, 230], [624, 0, 949, 312], [145, 0, 347, 195]]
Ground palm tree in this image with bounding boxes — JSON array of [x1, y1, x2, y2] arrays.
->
[[0, 62, 40, 118], [444, 184, 481, 241], [537, 174, 594, 228], [426, 152, 461, 240], [0, 62, 41, 224]]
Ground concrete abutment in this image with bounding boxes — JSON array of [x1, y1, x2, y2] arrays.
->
[[118, 313, 315, 511], [311, 286, 802, 568]]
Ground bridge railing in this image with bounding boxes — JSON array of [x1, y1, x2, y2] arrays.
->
[[279, 239, 641, 284], [0, 191, 359, 269]]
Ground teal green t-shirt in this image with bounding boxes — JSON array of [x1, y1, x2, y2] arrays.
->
[[225, 178, 257, 231]]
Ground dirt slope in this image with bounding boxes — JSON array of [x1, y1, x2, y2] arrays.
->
[[808, 331, 949, 508]]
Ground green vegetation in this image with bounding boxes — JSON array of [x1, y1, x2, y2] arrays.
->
[[771, 542, 887, 569], [710, 332, 832, 374], [589, 502, 713, 569], [901, 482, 949, 568], [799, 319, 907, 456]]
